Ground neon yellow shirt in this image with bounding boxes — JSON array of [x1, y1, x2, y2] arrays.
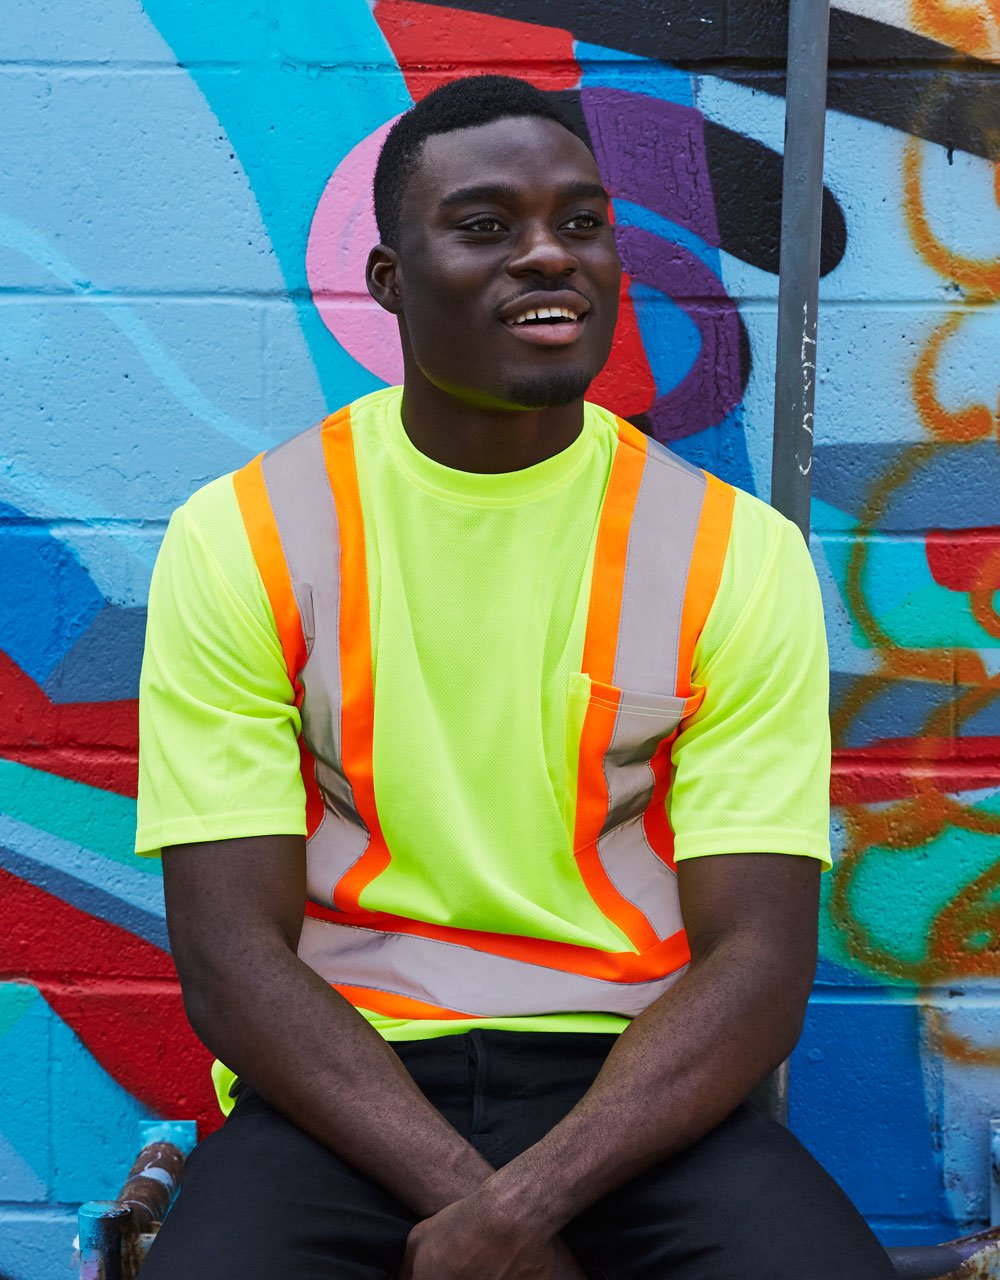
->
[[136, 388, 831, 1110]]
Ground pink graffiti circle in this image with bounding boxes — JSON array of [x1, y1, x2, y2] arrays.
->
[[306, 117, 405, 385]]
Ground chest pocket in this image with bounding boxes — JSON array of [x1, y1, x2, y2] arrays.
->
[[567, 673, 702, 838]]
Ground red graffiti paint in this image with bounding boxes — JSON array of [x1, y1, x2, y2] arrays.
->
[[375, 1, 579, 98], [832, 737, 1000, 805], [925, 527, 1000, 592], [0, 868, 220, 1135], [0, 651, 137, 797], [588, 269, 656, 417]]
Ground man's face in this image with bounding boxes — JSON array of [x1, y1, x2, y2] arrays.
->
[[385, 115, 622, 411]]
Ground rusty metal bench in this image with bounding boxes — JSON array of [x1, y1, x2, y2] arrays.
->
[[77, 1121, 196, 1280]]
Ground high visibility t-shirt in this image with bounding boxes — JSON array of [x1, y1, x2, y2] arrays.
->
[[136, 386, 831, 1111]]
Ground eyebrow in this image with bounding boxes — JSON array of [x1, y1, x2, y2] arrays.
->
[[438, 181, 610, 209]]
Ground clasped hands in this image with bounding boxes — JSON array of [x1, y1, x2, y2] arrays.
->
[[399, 1184, 587, 1280]]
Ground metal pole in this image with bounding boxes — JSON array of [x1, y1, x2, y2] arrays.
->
[[765, 0, 831, 1129], [770, 0, 832, 537]]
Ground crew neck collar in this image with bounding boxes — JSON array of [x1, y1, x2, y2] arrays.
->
[[381, 388, 596, 506]]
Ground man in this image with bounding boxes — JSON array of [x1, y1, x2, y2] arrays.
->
[[136, 75, 894, 1279]]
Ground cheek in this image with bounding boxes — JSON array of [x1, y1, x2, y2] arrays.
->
[[403, 263, 492, 352], [409, 247, 486, 300], [598, 253, 623, 292]]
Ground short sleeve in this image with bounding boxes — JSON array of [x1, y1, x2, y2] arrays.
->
[[668, 493, 832, 868], [135, 475, 307, 857]]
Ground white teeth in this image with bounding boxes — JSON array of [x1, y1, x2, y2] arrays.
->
[[510, 306, 579, 325]]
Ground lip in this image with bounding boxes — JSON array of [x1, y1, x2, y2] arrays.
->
[[502, 314, 587, 347], [498, 291, 591, 348]]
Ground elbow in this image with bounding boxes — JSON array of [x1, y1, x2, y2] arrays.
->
[[169, 922, 295, 1054], [174, 960, 231, 1049], [773, 1003, 808, 1067], [767, 966, 815, 1065], [169, 926, 256, 1051]]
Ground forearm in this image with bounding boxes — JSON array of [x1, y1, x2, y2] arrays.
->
[[182, 936, 493, 1217], [486, 930, 810, 1233], [166, 823, 588, 1280]]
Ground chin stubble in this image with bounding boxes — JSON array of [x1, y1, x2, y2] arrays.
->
[[499, 367, 594, 409]]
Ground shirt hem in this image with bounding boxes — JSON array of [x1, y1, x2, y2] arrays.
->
[[672, 834, 832, 870], [135, 810, 308, 857]]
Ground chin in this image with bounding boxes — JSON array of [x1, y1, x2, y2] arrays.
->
[[499, 368, 595, 410]]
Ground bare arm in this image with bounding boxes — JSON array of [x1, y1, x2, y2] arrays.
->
[[164, 833, 584, 1278], [401, 852, 820, 1277], [164, 833, 497, 1214]]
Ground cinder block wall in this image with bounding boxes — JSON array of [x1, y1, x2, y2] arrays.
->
[[1, 2, 997, 1273]]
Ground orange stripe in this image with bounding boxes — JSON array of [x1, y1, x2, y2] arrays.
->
[[305, 901, 690, 983], [642, 686, 704, 867], [642, 733, 679, 870], [319, 409, 392, 911], [676, 471, 735, 697], [573, 687, 660, 952], [580, 423, 647, 682], [333, 984, 469, 1021], [233, 456, 323, 838], [575, 839, 660, 951], [233, 455, 308, 690], [613, 416, 654, 451], [572, 424, 660, 951]]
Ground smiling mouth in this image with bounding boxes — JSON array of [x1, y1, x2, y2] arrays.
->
[[501, 305, 586, 347], [507, 305, 582, 326]]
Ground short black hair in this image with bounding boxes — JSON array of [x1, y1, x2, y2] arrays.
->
[[373, 75, 590, 250]]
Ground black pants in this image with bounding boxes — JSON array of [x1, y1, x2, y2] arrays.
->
[[141, 1030, 895, 1279]]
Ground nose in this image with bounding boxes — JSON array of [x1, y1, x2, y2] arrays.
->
[[507, 220, 579, 279]]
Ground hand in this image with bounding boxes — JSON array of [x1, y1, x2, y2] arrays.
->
[[400, 1190, 565, 1280]]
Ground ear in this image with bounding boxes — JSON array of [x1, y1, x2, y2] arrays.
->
[[366, 245, 403, 315]]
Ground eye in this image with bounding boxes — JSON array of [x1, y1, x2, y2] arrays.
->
[[461, 215, 506, 234], [563, 212, 603, 232]]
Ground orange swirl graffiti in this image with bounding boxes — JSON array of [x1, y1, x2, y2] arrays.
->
[[829, 35, 1000, 1052], [903, 142, 1000, 300], [910, 310, 997, 442]]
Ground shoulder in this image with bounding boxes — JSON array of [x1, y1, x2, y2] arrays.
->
[[156, 470, 272, 628], [174, 389, 372, 573], [697, 481, 822, 673], [177, 469, 240, 526], [725, 484, 801, 580], [169, 471, 245, 569], [722, 483, 814, 604], [583, 405, 719, 498]]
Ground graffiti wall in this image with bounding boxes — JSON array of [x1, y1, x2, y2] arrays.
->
[[1, 0, 997, 1272]]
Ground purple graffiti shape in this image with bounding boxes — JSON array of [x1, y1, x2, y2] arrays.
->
[[614, 227, 744, 444], [581, 87, 744, 442], [581, 87, 721, 244]]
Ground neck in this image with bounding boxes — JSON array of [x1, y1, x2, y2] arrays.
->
[[399, 366, 585, 476]]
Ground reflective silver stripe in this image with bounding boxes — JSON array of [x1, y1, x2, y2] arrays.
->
[[595, 816, 685, 941], [612, 438, 705, 696], [595, 437, 708, 941], [259, 421, 369, 902], [298, 917, 687, 1018], [603, 689, 686, 833]]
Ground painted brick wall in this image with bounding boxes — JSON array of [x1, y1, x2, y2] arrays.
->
[[1, 1, 998, 1274]]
